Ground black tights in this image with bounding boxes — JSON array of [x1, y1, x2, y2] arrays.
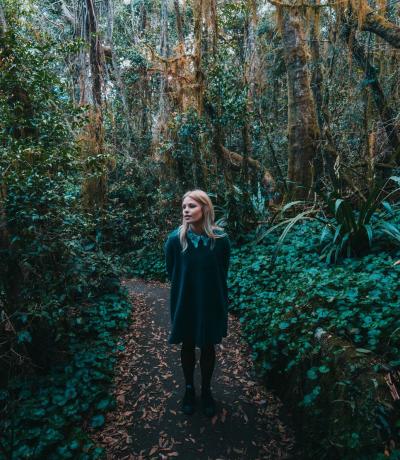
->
[[181, 340, 215, 390]]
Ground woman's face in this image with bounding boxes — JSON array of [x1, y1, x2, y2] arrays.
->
[[182, 196, 203, 225]]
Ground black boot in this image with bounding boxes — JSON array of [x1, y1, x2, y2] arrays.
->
[[181, 384, 196, 415], [201, 387, 216, 417]]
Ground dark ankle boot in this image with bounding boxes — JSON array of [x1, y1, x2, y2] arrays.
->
[[181, 384, 196, 415], [201, 387, 216, 417]]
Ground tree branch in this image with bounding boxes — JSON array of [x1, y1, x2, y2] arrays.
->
[[220, 145, 276, 191]]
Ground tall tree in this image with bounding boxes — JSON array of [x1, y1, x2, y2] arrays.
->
[[340, 18, 400, 166], [152, 0, 170, 148], [278, 4, 320, 199], [81, 0, 107, 208]]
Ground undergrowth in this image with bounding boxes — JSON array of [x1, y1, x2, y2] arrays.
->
[[229, 220, 400, 459]]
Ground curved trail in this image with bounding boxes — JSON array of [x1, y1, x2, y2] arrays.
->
[[91, 278, 296, 459]]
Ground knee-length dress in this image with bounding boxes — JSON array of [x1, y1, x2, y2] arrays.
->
[[164, 227, 231, 347]]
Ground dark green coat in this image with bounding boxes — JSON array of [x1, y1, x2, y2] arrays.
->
[[164, 227, 231, 347]]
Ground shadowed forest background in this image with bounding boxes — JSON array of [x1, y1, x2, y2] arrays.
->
[[1, 0, 400, 458]]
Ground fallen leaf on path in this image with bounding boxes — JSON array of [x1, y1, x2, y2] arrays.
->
[[117, 394, 126, 405], [149, 446, 158, 455], [221, 408, 227, 423], [89, 279, 296, 459]]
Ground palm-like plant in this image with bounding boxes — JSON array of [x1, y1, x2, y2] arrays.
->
[[259, 177, 400, 264], [320, 188, 379, 262]]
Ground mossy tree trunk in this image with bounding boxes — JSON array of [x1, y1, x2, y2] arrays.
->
[[81, 0, 107, 209], [280, 6, 320, 200], [361, 4, 400, 49], [340, 19, 400, 166]]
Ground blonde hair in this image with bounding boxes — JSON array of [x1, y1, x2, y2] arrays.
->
[[178, 189, 226, 252]]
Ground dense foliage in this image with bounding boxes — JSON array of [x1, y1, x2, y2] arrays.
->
[[0, 4, 132, 458], [228, 220, 400, 458], [1, 0, 400, 458], [1, 293, 130, 459]]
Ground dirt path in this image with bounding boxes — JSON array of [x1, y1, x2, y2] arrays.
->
[[91, 278, 297, 459]]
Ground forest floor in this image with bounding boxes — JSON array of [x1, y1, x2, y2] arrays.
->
[[90, 278, 297, 460]]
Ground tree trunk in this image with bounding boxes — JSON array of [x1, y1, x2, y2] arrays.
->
[[152, 0, 170, 149], [242, 6, 254, 198], [86, 0, 103, 108], [136, 1, 150, 151], [81, 0, 107, 209], [280, 6, 320, 199], [340, 21, 400, 165], [174, 0, 185, 45], [309, 1, 341, 189], [220, 145, 275, 191], [0, 3, 7, 34], [193, 0, 204, 115]]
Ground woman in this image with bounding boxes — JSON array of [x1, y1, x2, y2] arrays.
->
[[164, 190, 231, 417]]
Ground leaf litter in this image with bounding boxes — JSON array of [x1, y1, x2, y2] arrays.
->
[[90, 278, 296, 459]]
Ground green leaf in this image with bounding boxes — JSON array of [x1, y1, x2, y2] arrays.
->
[[355, 348, 372, 354], [381, 200, 394, 215], [333, 224, 342, 244], [17, 331, 32, 343], [364, 224, 373, 247], [334, 199, 345, 216], [90, 415, 105, 428], [318, 365, 330, 374], [96, 399, 111, 410], [306, 368, 318, 380]]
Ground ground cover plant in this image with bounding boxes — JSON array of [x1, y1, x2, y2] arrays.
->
[[228, 218, 400, 459], [1, 291, 131, 459], [266, 177, 400, 264]]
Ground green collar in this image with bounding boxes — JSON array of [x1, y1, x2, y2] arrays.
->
[[187, 227, 210, 248]]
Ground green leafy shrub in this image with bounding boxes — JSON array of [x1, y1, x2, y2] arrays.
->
[[264, 178, 400, 264], [319, 180, 400, 262], [0, 4, 133, 458], [228, 220, 400, 458], [1, 290, 131, 459], [123, 246, 167, 281]]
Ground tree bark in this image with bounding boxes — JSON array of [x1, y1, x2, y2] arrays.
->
[[361, 6, 400, 49], [241, 2, 259, 212], [280, 6, 320, 199], [0, 3, 7, 35], [193, 0, 204, 115], [81, 0, 107, 208], [174, 0, 185, 45], [86, 0, 103, 108], [340, 21, 400, 165], [152, 0, 170, 148], [309, 1, 341, 189], [220, 145, 275, 191]]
